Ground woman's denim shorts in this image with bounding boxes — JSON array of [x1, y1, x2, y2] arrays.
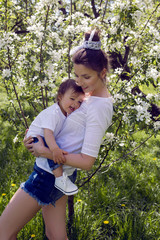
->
[[21, 163, 77, 206]]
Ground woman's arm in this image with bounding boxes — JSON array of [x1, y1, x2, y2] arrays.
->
[[64, 153, 95, 171], [24, 135, 95, 171]]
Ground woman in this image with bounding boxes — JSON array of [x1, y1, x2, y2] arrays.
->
[[0, 29, 113, 240]]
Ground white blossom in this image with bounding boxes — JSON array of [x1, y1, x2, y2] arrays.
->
[[131, 141, 137, 148], [1, 32, 19, 49], [50, 32, 62, 45], [45, 63, 54, 78], [55, 16, 65, 28], [49, 82, 56, 89], [18, 55, 26, 62], [110, 0, 126, 11], [125, 81, 134, 93], [122, 112, 130, 124], [91, 17, 101, 26], [30, 76, 38, 82], [47, 50, 61, 62], [154, 121, 160, 131], [155, 93, 160, 102], [38, 78, 49, 87], [146, 93, 153, 100], [148, 24, 160, 39], [132, 99, 151, 124], [30, 56, 36, 62], [72, 12, 85, 20], [18, 78, 26, 88], [119, 142, 125, 147], [114, 68, 123, 75], [130, 57, 142, 66], [147, 68, 159, 80], [113, 93, 126, 103], [13, 135, 18, 143], [110, 16, 119, 24], [109, 27, 118, 35], [34, 62, 41, 71], [114, 41, 123, 50], [149, 45, 160, 56], [64, 25, 75, 37], [131, 10, 142, 22], [2, 69, 11, 78], [15, 5, 21, 10], [19, 45, 30, 54], [105, 133, 115, 143]]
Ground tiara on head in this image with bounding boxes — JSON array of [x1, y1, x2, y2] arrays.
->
[[70, 29, 101, 55]]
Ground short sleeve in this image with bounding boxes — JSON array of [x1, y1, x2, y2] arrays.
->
[[30, 104, 65, 134], [38, 109, 59, 131], [81, 98, 113, 157]]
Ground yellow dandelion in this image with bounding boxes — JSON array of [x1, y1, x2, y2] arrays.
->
[[77, 199, 82, 202], [121, 204, 125, 207], [31, 234, 35, 238], [2, 193, 6, 196], [104, 220, 109, 224], [153, 158, 156, 161], [11, 183, 16, 187]]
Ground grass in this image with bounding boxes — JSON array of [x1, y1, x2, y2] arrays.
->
[[69, 132, 160, 240]]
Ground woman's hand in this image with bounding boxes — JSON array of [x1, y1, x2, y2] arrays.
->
[[31, 136, 45, 157], [23, 130, 45, 157], [23, 129, 34, 152]]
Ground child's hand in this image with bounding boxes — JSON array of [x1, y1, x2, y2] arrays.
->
[[52, 147, 68, 164]]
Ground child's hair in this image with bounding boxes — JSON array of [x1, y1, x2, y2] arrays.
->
[[56, 79, 84, 101], [72, 29, 110, 77]]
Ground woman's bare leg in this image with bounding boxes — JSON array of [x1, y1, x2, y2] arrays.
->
[[0, 188, 41, 240], [42, 195, 68, 240]]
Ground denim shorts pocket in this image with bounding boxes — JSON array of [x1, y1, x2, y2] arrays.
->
[[31, 172, 44, 188]]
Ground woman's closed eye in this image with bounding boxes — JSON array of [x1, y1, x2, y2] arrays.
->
[[74, 73, 90, 79], [84, 76, 90, 79]]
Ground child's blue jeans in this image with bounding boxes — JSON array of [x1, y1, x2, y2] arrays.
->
[[33, 136, 60, 171]]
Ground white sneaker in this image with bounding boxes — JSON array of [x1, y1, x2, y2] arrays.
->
[[54, 173, 78, 196]]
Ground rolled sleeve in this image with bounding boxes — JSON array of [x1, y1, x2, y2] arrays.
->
[[81, 99, 113, 157]]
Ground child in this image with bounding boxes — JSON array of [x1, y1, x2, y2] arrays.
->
[[27, 79, 85, 195]]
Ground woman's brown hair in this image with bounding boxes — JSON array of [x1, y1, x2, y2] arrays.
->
[[72, 30, 110, 76]]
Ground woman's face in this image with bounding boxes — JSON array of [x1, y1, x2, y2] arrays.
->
[[74, 64, 106, 96]]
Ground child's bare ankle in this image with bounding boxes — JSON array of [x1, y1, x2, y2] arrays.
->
[[52, 167, 63, 178]]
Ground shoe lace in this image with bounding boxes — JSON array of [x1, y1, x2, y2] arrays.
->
[[62, 172, 68, 186]]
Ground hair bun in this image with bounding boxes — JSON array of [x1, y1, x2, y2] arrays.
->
[[85, 29, 100, 42]]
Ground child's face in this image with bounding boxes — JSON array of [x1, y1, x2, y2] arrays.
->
[[59, 88, 84, 115]]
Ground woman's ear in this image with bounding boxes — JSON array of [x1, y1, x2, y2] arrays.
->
[[101, 68, 107, 78], [100, 68, 107, 80]]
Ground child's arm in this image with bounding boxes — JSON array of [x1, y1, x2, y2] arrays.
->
[[44, 128, 67, 164]]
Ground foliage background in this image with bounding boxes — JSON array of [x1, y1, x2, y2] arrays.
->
[[0, 0, 160, 239]]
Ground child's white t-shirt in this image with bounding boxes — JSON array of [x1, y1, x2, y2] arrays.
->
[[36, 96, 113, 175], [27, 103, 66, 138]]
